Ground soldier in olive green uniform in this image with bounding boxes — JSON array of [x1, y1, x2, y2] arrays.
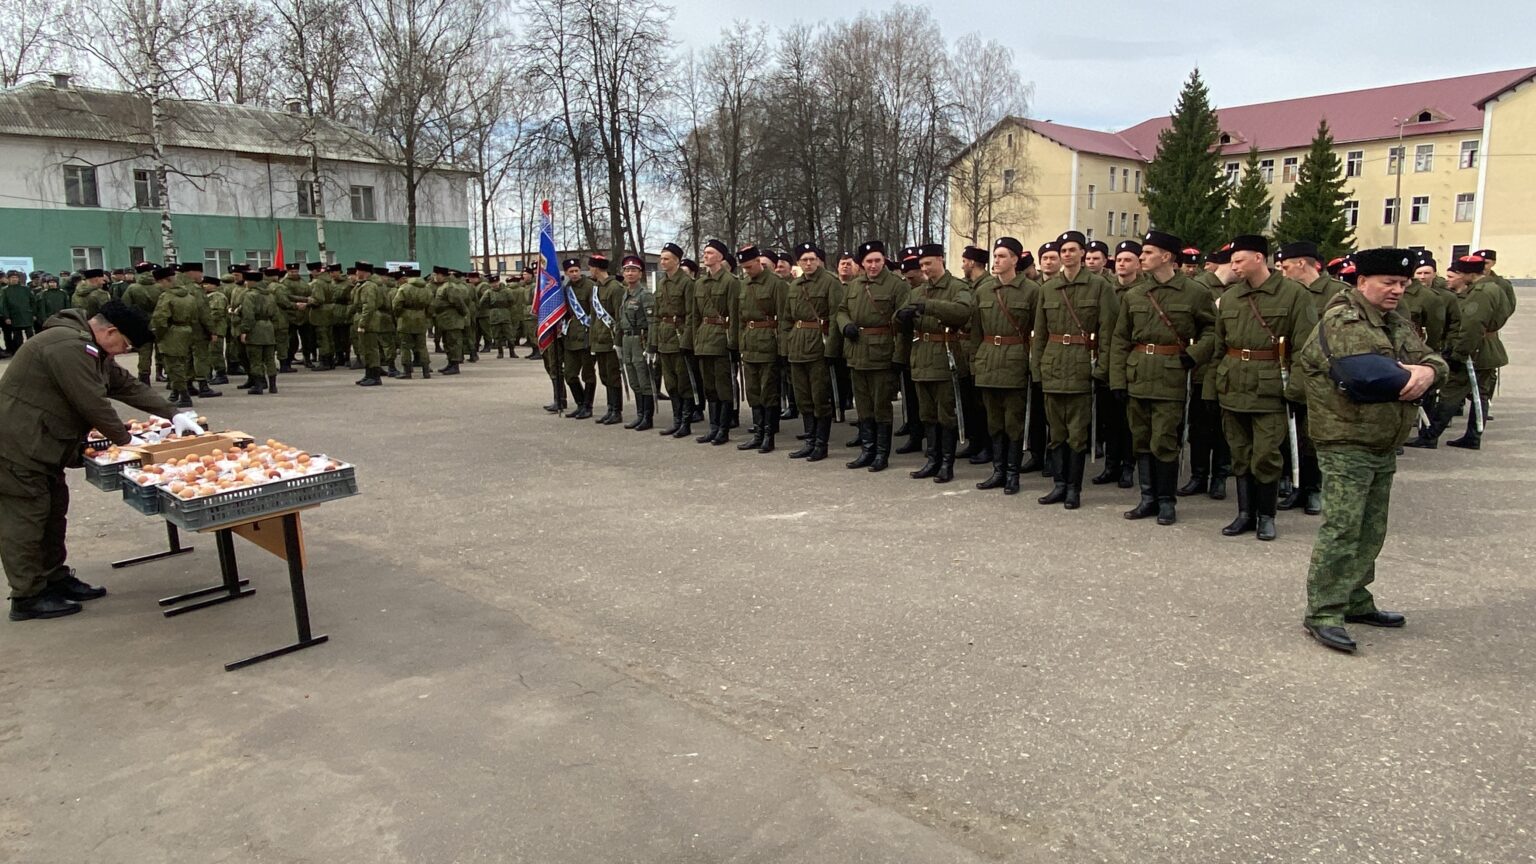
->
[[559, 259, 598, 419], [1210, 235, 1319, 541], [1110, 231, 1217, 525], [955, 248, 995, 465], [688, 240, 741, 445], [1474, 249, 1516, 314], [149, 266, 216, 408], [380, 268, 405, 377], [307, 264, 337, 369], [392, 268, 434, 379], [223, 266, 250, 374], [784, 242, 843, 461], [199, 276, 230, 384], [349, 262, 389, 387], [617, 256, 655, 431], [1401, 256, 1450, 353], [889, 247, 924, 455], [237, 270, 282, 394], [72, 269, 113, 320], [485, 276, 516, 358], [729, 246, 787, 453], [469, 271, 490, 359], [276, 264, 305, 372], [1408, 255, 1510, 449], [1275, 242, 1350, 515], [508, 272, 535, 357], [32, 277, 70, 323], [899, 244, 974, 483], [1288, 248, 1447, 654], [835, 241, 910, 472], [1031, 231, 1120, 509], [1183, 245, 1235, 499], [651, 244, 695, 438], [430, 267, 471, 376], [2, 270, 35, 353], [971, 238, 1039, 495], [122, 263, 164, 383], [585, 256, 626, 425]]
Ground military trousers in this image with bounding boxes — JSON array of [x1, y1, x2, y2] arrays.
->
[[275, 325, 290, 362], [850, 368, 898, 423], [332, 324, 352, 361], [1128, 396, 1184, 462], [136, 346, 159, 377], [659, 351, 694, 401], [981, 387, 1028, 438], [621, 336, 653, 397], [1221, 409, 1286, 483], [441, 327, 467, 363], [1436, 365, 1495, 421], [491, 323, 514, 347], [380, 328, 398, 366], [789, 358, 833, 419], [1095, 381, 1132, 463], [915, 379, 958, 428], [1305, 446, 1396, 626], [544, 339, 562, 379], [515, 319, 536, 346], [0, 457, 71, 599], [315, 322, 334, 360], [246, 341, 278, 377], [697, 354, 732, 402], [1187, 397, 1230, 478], [1044, 391, 1092, 451], [164, 349, 194, 392], [742, 360, 778, 409], [357, 330, 383, 370], [398, 330, 430, 370], [1289, 404, 1321, 491], [562, 345, 596, 397], [594, 348, 621, 388], [1027, 383, 1048, 455]]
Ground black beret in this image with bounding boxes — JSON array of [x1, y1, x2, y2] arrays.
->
[[1414, 255, 1437, 270], [82, 268, 106, 279], [263, 267, 284, 277], [561, 258, 580, 270], [1208, 244, 1235, 265], [1142, 230, 1183, 255], [736, 244, 761, 262], [857, 240, 886, 262], [306, 261, 324, 271], [621, 255, 644, 270], [134, 261, 155, 273], [152, 266, 176, 280], [1039, 241, 1060, 256], [1114, 240, 1143, 257], [1275, 241, 1321, 263], [1352, 248, 1416, 278], [680, 258, 699, 274], [1448, 255, 1486, 274], [961, 246, 988, 265], [899, 255, 921, 273], [704, 238, 731, 259], [1229, 234, 1269, 255], [994, 237, 1023, 257], [661, 242, 685, 259], [1085, 240, 1111, 256], [918, 243, 945, 259], [230, 263, 250, 273], [587, 254, 610, 269], [1472, 249, 1497, 261], [1181, 248, 1204, 266], [98, 299, 155, 348], [793, 242, 825, 261], [1056, 230, 1087, 247]]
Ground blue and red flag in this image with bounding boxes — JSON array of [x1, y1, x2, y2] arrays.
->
[[535, 200, 567, 350]]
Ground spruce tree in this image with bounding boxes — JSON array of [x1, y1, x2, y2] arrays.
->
[[1272, 118, 1355, 259], [1224, 146, 1273, 237], [1141, 68, 1227, 251]]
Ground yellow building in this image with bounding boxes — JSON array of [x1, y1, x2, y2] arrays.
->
[[948, 66, 1536, 278]]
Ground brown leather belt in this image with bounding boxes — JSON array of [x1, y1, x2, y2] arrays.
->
[[746, 319, 778, 329], [859, 326, 891, 335], [1138, 343, 1184, 356], [1049, 333, 1092, 346], [793, 320, 826, 331], [916, 332, 962, 343], [1226, 347, 1278, 361], [702, 315, 728, 326], [658, 315, 682, 324], [985, 334, 1026, 346]]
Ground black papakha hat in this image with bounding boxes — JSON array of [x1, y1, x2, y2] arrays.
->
[[1229, 234, 1269, 255], [1352, 248, 1416, 278]]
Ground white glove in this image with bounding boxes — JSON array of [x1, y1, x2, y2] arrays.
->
[[171, 412, 205, 437], [127, 434, 148, 446]]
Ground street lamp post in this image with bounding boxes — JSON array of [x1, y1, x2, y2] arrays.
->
[[1391, 117, 1406, 246]]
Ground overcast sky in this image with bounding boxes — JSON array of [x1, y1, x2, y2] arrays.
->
[[661, 0, 1534, 130]]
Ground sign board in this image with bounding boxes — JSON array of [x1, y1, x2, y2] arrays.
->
[[385, 261, 419, 271], [0, 256, 35, 275]]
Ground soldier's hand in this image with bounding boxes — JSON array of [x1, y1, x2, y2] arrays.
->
[[895, 306, 917, 324], [841, 323, 859, 342], [1398, 363, 1435, 401], [1178, 352, 1197, 370]]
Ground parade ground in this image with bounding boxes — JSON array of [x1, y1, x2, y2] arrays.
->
[[2, 302, 1531, 864]]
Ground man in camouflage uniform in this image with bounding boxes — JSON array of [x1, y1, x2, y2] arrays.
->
[[1406, 255, 1509, 450], [149, 266, 215, 408], [238, 269, 281, 394], [121, 262, 163, 384], [392, 267, 434, 379], [485, 275, 516, 358], [430, 267, 471, 377], [784, 242, 842, 462], [836, 241, 910, 472], [200, 275, 230, 385], [730, 246, 787, 452], [972, 238, 1039, 495], [1288, 248, 1447, 653], [349, 262, 389, 387], [688, 240, 740, 445], [468, 270, 490, 360], [900, 244, 974, 483], [651, 244, 695, 438]]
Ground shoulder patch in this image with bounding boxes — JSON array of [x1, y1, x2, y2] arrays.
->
[[1337, 307, 1361, 322], [85, 343, 101, 358]]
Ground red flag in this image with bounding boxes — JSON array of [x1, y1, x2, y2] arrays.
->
[[274, 227, 285, 269]]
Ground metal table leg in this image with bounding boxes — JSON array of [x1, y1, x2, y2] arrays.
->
[[224, 512, 328, 670], [161, 528, 255, 616], [111, 522, 195, 569]]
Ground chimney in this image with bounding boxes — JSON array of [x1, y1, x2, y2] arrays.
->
[[284, 97, 304, 114], [52, 72, 73, 90]]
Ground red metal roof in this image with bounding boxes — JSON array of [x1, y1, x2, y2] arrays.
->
[[1022, 119, 1148, 161]]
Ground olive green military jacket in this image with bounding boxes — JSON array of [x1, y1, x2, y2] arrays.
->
[[893, 276, 921, 368], [561, 275, 595, 347], [730, 269, 786, 363], [1109, 274, 1217, 401], [122, 279, 162, 319], [1031, 266, 1120, 394], [238, 283, 281, 346], [1209, 271, 1317, 413], [485, 284, 515, 326], [1453, 277, 1511, 370], [3, 279, 35, 328], [204, 289, 229, 338], [353, 279, 391, 333], [650, 269, 693, 353], [306, 276, 334, 328], [473, 282, 492, 321], [1488, 271, 1515, 313], [971, 272, 1039, 389], [959, 272, 998, 364], [150, 284, 214, 354], [377, 278, 398, 327], [688, 267, 739, 357], [619, 284, 652, 338], [507, 284, 530, 323], [1290, 289, 1447, 451], [1301, 274, 1349, 315], [0, 310, 179, 470], [279, 276, 308, 325], [906, 271, 974, 382], [784, 267, 843, 363], [835, 268, 910, 372], [33, 287, 70, 321], [1430, 279, 1461, 355], [1399, 280, 1449, 351], [588, 275, 624, 354], [391, 277, 433, 334], [430, 280, 471, 330], [1193, 270, 1226, 304]]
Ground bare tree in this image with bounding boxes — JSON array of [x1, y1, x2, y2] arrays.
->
[[0, 0, 71, 88], [945, 32, 1032, 247], [182, 0, 279, 105]]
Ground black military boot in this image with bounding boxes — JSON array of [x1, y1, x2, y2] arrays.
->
[[808, 416, 832, 462], [138, 372, 151, 385], [238, 375, 258, 390], [210, 370, 230, 384], [895, 419, 924, 454], [316, 357, 334, 371], [846, 420, 875, 469], [695, 401, 719, 443], [194, 380, 221, 398], [400, 365, 415, 380], [571, 385, 593, 419], [1003, 436, 1024, 495], [441, 362, 461, 375], [789, 416, 816, 458], [599, 387, 622, 425], [962, 437, 990, 465], [1255, 480, 1278, 541], [976, 433, 1008, 490], [1019, 446, 1043, 475], [1177, 466, 1209, 497], [869, 422, 893, 472], [1304, 488, 1322, 515], [673, 400, 694, 439], [497, 347, 505, 359], [624, 394, 645, 429], [709, 402, 731, 445], [1278, 483, 1303, 511], [249, 377, 267, 394], [845, 422, 865, 448], [658, 397, 681, 435], [1063, 449, 1087, 509], [528, 347, 542, 360], [909, 423, 941, 479], [1155, 459, 1180, 526], [267, 375, 279, 394], [545, 379, 566, 412], [758, 412, 777, 454], [635, 395, 654, 431], [1446, 408, 1481, 450], [738, 407, 766, 450], [1091, 456, 1120, 486], [9, 592, 82, 621], [1038, 446, 1069, 505], [1222, 476, 1256, 536], [933, 426, 958, 483], [156, 367, 168, 382], [688, 399, 704, 423], [171, 389, 193, 409], [1124, 454, 1158, 520]]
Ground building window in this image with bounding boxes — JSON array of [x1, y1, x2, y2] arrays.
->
[[1454, 193, 1475, 222], [1344, 200, 1359, 229], [1259, 159, 1274, 183], [1409, 195, 1430, 224], [1119, 212, 1128, 235], [1084, 228, 1094, 242], [1006, 133, 1014, 151], [64, 165, 100, 207], [291, 250, 308, 264], [1459, 139, 1479, 169], [1121, 168, 1129, 191], [1133, 170, 1141, 193], [70, 246, 105, 271], [1383, 197, 1399, 225], [1346, 150, 1363, 177], [1282, 157, 1299, 183], [132, 169, 165, 209], [1132, 213, 1140, 236], [324, 250, 337, 266], [1002, 168, 1016, 193], [298, 180, 321, 217], [1224, 161, 1240, 186], [349, 185, 376, 221], [245, 249, 274, 269], [1414, 144, 1434, 173], [1387, 146, 1404, 175], [1108, 168, 1116, 192], [1087, 184, 1096, 209], [128, 246, 148, 265], [1106, 211, 1115, 236], [1451, 244, 1469, 261], [204, 248, 234, 276]]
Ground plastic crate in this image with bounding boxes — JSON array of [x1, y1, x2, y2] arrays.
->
[[159, 466, 358, 531], [84, 458, 141, 492], [121, 479, 166, 515]]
